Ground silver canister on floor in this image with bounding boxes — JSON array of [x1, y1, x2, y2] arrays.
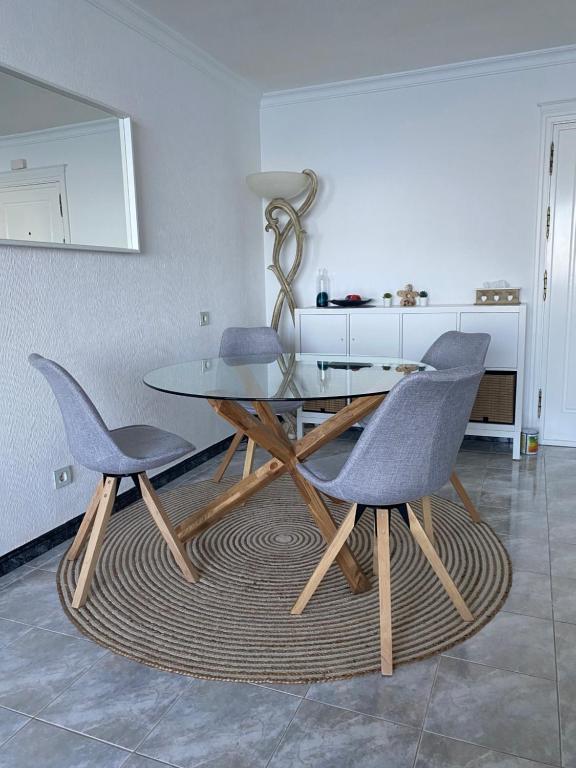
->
[[520, 427, 539, 455]]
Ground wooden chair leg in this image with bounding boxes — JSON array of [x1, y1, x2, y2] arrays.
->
[[450, 472, 482, 523], [406, 503, 474, 622], [138, 474, 200, 583], [213, 430, 244, 482], [242, 438, 256, 479], [72, 476, 117, 609], [67, 479, 103, 561], [422, 495, 435, 547], [376, 509, 393, 675], [372, 532, 379, 577], [292, 504, 358, 615]]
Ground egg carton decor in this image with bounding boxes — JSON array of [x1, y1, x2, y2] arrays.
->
[[475, 288, 520, 305]]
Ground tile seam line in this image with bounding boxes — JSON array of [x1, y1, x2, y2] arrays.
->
[[264, 696, 304, 768], [412, 658, 441, 768], [546, 452, 564, 768], [420, 728, 561, 768], [126, 676, 195, 761]]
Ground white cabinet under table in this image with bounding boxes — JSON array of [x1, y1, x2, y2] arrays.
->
[[295, 304, 527, 459]]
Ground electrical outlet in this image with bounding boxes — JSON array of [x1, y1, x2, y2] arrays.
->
[[199, 311, 210, 327], [53, 466, 73, 489]]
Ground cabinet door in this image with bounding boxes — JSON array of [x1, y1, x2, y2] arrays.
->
[[402, 313, 458, 361], [349, 313, 401, 356], [299, 313, 347, 354], [460, 312, 518, 368]]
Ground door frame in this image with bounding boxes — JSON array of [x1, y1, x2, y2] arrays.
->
[[0, 165, 71, 243], [530, 100, 576, 445]]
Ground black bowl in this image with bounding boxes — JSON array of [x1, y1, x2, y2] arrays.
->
[[329, 298, 373, 307]]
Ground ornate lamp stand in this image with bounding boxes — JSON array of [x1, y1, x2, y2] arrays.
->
[[247, 169, 318, 331]]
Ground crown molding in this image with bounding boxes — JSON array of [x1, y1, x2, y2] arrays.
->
[[86, 0, 261, 99], [0, 118, 118, 147], [262, 44, 576, 109]]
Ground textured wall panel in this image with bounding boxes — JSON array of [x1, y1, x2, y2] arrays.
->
[[0, 0, 265, 555]]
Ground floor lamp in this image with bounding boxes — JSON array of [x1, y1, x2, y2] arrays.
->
[[246, 169, 318, 332]]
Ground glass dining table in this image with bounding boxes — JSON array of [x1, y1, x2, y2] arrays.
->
[[144, 353, 433, 595]]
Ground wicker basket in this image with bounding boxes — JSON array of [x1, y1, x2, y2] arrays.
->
[[470, 372, 516, 425], [302, 373, 516, 426], [302, 398, 348, 414]]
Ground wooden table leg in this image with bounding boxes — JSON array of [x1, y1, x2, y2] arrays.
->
[[176, 455, 289, 541], [295, 394, 385, 461], [176, 394, 385, 596], [290, 471, 371, 594]]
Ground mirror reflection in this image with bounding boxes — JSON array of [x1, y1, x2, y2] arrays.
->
[[0, 68, 138, 251]]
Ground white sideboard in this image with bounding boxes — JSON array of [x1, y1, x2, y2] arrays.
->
[[295, 304, 527, 459]]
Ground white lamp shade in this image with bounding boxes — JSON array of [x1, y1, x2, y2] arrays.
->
[[246, 171, 309, 200]]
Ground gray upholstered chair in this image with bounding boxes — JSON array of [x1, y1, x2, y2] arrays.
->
[[422, 330, 490, 371], [361, 330, 490, 536], [29, 354, 200, 609], [213, 327, 303, 481], [292, 366, 484, 675], [420, 331, 490, 534]]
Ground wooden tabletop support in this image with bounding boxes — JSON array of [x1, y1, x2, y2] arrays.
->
[[176, 455, 289, 541], [176, 393, 386, 592], [295, 394, 384, 461], [208, 399, 293, 464]]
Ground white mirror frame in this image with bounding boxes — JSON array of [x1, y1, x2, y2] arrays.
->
[[0, 65, 140, 254]]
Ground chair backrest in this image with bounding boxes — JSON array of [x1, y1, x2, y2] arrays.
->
[[422, 331, 490, 370], [219, 327, 283, 358], [28, 354, 120, 471], [330, 366, 484, 505]]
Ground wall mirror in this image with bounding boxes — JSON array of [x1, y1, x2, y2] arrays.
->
[[0, 66, 139, 252]]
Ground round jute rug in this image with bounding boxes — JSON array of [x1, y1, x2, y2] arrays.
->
[[57, 475, 511, 683]]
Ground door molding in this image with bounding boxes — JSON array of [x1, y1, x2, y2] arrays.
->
[[0, 164, 71, 243], [530, 100, 576, 439]]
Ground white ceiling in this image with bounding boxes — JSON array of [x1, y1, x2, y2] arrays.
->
[[129, 0, 576, 91], [0, 70, 113, 137]]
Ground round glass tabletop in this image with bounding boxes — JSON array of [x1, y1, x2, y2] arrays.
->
[[144, 353, 434, 402]]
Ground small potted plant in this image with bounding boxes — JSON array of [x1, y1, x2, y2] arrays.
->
[[382, 292, 393, 307], [418, 290, 429, 306]]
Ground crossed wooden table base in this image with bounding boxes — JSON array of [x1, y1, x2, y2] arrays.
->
[[174, 394, 481, 596]]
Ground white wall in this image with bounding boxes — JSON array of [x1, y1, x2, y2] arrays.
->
[[0, 121, 128, 247], [260, 59, 576, 400], [0, 0, 264, 556]]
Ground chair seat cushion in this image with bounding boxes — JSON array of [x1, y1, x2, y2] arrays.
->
[[107, 425, 195, 475]]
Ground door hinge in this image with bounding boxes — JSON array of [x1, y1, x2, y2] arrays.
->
[[538, 388, 542, 419], [546, 206, 551, 239], [549, 141, 555, 175], [59, 194, 63, 217], [543, 269, 548, 301]]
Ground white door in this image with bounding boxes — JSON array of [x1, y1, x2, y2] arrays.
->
[[402, 313, 458, 361], [541, 123, 576, 444], [299, 314, 347, 354], [0, 183, 66, 243], [349, 313, 401, 356]]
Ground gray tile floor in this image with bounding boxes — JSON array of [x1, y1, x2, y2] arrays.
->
[[0, 436, 574, 767]]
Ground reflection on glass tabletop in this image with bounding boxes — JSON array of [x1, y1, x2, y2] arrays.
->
[[144, 354, 434, 402]]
